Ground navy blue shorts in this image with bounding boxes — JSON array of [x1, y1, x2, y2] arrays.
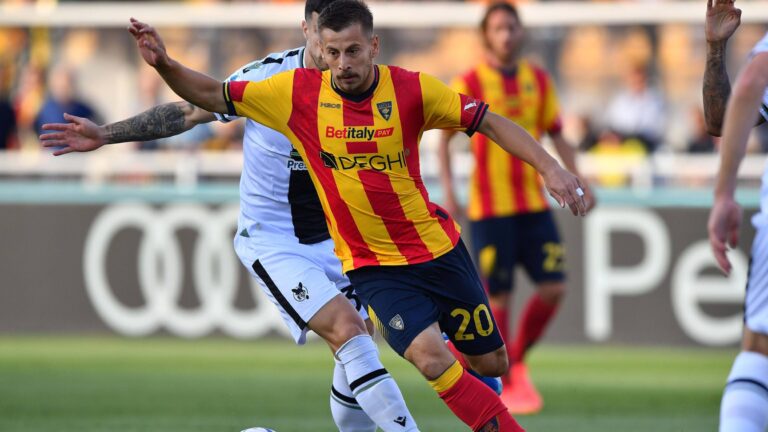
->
[[347, 240, 504, 357], [469, 210, 565, 295]]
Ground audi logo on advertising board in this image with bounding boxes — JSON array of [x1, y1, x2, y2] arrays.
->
[[84, 203, 288, 339], [75, 202, 752, 345]]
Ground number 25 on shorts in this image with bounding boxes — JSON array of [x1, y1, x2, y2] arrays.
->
[[451, 304, 494, 341]]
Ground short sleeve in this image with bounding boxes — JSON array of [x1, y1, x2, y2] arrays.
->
[[215, 65, 251, 123], [449, 76, 469, 95], [222, 70, 295, 134], [419, 73, 488, 137]]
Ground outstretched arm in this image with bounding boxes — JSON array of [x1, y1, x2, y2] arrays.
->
[[703, 0, 748, 136], [40, 102, 216, 155], [550, 132, 596, 212], [128, 18, 228, 115], [477, 111, 586, 216], [708, 53, 768, 274]]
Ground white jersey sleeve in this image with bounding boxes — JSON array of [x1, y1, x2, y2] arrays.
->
[[749, 32, 768, 121], [215, 47, 305, 123]]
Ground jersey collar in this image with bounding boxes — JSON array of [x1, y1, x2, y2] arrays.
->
[[331, 65, 380, 103]]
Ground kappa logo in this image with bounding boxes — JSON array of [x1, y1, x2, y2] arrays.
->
[[242, 61, 263, 74], [377, 101, 393, 121], [389, 314, 404, 331], [394, 416, 407, 427], [292, 282, 309, 302], [464, 101, 478, 111]]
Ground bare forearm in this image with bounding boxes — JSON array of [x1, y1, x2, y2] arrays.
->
[[552, 134, 581, 176], [479, 111, 559, 174], [703, 41, 731, 136], [155, 59, 227, 115], [103, 101, 212, 144], [437, 132, 458, 201]]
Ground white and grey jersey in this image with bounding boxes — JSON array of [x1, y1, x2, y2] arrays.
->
[[749, 33, 768, 218], [215, 47, 329, 244]]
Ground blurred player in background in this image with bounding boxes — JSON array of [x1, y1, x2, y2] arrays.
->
[[40, 2, 422, 431], [125, 0, 589, 429], [437, 1, 595, 414], [703, 0, 768, 431]]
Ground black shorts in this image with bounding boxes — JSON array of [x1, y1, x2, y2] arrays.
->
[[469, 210, 565, 295], [347, 240, 504, 357]]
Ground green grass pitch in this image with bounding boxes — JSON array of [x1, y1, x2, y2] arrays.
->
[[0, 337, 735, 431]]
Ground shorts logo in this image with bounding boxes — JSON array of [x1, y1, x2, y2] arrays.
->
[[389, 314, 404, 331], [292, 282, 309, 302], [394, 416, 407, 427], [377, 101, 393, 121]]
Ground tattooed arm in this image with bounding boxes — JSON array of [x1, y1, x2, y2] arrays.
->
[[704, 39, 733, 137], [40, 101, 216, 156], [702, 0, 760, 136]]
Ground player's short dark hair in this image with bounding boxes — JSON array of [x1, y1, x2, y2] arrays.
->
[[318, 0, 374, 37], [305, 0, 339, 21], [481, 1, 520, 32]]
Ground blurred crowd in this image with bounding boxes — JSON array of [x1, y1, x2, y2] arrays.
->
[[1, 0, 768, 187]]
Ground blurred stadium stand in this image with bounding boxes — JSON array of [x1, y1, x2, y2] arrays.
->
[[1, 0, 768, 189]]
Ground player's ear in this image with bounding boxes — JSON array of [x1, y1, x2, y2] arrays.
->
[[301, 20, 309, 39], [371, 34, 380, 59]]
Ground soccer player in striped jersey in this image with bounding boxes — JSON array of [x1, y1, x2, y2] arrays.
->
[[703, 1, 768, 431], [40, 2, 421, 431], [437, 2, 595, 414], [128, 1, 588, 430]]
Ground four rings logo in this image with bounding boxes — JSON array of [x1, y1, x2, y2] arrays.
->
[[84, 203, 287, 339]]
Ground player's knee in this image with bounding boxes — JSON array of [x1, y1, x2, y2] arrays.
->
[[469, 348, 508, 377], [404, 339, 457, 380], [364, 318, 375, 337], [411, 355, 457, 381], [539, 281, 566, 305], [309, 298, 368, 351], [742, 328, 768, 356]]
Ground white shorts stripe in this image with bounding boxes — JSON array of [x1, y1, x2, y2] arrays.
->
[[234, 232, 368, 344]]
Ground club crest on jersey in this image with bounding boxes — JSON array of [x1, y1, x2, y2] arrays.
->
[[377, 101, 393, 121], [389, 314, 404, 331], [292, 283, 309, 302]]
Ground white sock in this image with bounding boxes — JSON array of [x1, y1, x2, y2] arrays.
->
[[720, 351, 768, 432], [330, 360, 377, 432], [335, 335, 419, 432]]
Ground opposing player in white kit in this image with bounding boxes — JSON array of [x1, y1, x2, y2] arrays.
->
[[703, 1, 768, 431], [39, 2, 420, 431]]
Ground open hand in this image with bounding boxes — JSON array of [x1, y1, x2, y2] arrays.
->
[[128, 18, 171, 69], [40, 113, 105, 156], [543, 165, 587, 217], [708, 195, 742, 275], [706, 0, 741, 43]]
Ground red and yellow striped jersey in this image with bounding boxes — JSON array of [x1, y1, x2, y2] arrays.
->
[[225, 65, 489, 272], [452, 60, 562, 220]]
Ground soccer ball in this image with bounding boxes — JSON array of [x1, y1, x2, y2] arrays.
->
[[240, 428, 276, 432]]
